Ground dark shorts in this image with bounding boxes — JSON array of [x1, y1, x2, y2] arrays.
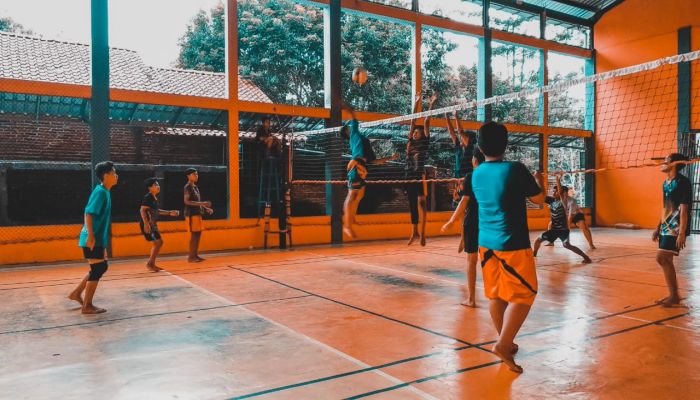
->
[[541, 229, 570, 243], [142, 229, 162, 242], [572, 212, 585, 224], [404, 181, 426, 197], [463, 223, 479, 254], [658, 235, 680, 256], [82, 246, 106, 260], [347, 167, 366, 190]]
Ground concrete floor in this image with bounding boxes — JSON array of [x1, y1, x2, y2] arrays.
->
[[0, 228, 698, 399]]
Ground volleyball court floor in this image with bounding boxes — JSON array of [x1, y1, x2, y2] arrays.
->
[[1, 228, 698, 399]]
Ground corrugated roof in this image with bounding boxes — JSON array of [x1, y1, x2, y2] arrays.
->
[[0, 31, 271, 102]]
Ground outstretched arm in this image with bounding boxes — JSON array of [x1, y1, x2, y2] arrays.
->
[[408, 95, 421, 139], [441, 195, 468, 232], [341, 99, 356, 120], [445, 112, 457, 145], [528, 172, 546, 205], [424, 92, 438, 139], [370, 153, 400, 165]]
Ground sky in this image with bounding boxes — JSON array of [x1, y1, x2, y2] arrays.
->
[[1, 0, 221, 68]]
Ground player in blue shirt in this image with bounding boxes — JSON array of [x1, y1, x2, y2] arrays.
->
[[68, 161, 118, 314], [341, 101, 398, 238]]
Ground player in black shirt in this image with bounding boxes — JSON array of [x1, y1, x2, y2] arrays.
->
[[441, 147, 485, 307], [406, 93, 437, 246], [653, 153, 693, 307], [140, 178, 179, 272], [533, 173, 591, 263]]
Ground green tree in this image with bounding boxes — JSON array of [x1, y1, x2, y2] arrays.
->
[[0, 17, 34, 35], [176, 3, 226, 72]]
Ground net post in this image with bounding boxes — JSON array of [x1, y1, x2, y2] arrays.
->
[[325, 0, 344, 244]]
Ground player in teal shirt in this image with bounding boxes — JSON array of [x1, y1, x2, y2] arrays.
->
[[340, 101, 398, 238], [471, 121, 545, 373], [69, 161, 118, 315]]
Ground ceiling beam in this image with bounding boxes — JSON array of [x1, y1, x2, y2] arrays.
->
[[490, 0, 592, 26], [549, 0, 598, 13]]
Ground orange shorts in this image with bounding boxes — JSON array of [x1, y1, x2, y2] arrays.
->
[[186, 215, 204, 233], [479, 247, 538, 306]]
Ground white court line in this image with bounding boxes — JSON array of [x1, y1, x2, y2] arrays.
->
[[165, 272, 441, 400], [306, 252, 696, 333]]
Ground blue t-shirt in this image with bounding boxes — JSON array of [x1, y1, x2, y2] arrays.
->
[[78, 184, 112, 248], [472, 161, 541, 251], [348, 119, 375, 163]]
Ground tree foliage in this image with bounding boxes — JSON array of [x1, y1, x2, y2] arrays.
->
[[0, 17, 34, 35]]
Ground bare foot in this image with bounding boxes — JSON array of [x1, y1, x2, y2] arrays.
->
[[460, 299, 476, 308], [511, 343, 519, 355], [68, 292, 83, 306], [492, 343, 523, 373], [188, 258, 203, 263], [590, 245, 597, 250], [196, 256, 205, 262], [407, 233, 418, 246], [582, 257, 592, 264], [81, 306, 106, 314], [658, 297, 682, 308], [343, 226, 357, 239], [544, 242, 554, 247], [146, 264, 162, 272], [420, 235, 426, 247]]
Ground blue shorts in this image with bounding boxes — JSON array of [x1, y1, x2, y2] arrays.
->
[[347, 167, 366, 190]]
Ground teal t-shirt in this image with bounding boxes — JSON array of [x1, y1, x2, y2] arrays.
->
[[472, 161, 541, 251], [78, 184, 112, 248], [348, 119, 375, 162]]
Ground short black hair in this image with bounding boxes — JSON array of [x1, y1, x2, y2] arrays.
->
[[477, 121, 508, 157], [560, 185, 569, 192], [184, 167, 197, 176], [472, 147, 485, 164], [95, 161, 114, 182], [261, 115, 271, 122], [668, 153, 690, 171], [144, 177, 159, 190]]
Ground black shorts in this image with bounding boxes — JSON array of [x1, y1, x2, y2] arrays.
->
[[82, 246, 106, 260], [462, 224, 479, 254], [572, 212, 585, 224], [142, 229, 162, 242], [658, 235, 680, 256], [541, 229, 570, 243], [404, 181, 426, 197]]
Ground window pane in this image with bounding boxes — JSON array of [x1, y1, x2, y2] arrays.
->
[[492, 41, 541, 125], [548, 52, 587, 130], [422, 27, 479, 120], [367, 0, 412, 10], [342, 12, 412, 114], [546, 19, 590, 48], [548, 135, 588, 207], [238, 0, 325, 106], [489, 4, 539, 38], [110, 0, 228, 98], [419, 0, 483, 26]]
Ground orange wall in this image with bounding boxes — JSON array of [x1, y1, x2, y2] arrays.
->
[[594, 0, 700, 228], [0, 208, 566, 265]]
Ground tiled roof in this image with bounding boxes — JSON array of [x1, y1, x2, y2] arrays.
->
[[0, 31, 271, 102]]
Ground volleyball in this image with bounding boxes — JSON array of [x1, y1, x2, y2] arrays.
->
[[352, 67, 367, 85]]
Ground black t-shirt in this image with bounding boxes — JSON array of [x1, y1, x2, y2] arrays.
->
[[406, 136, 429, 173], [184, 183, 203, 217], [459, 172, 478, 231], [661, 174, 693, 236], [140, 193, 159, 232], [545, 196, 568, 231]]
